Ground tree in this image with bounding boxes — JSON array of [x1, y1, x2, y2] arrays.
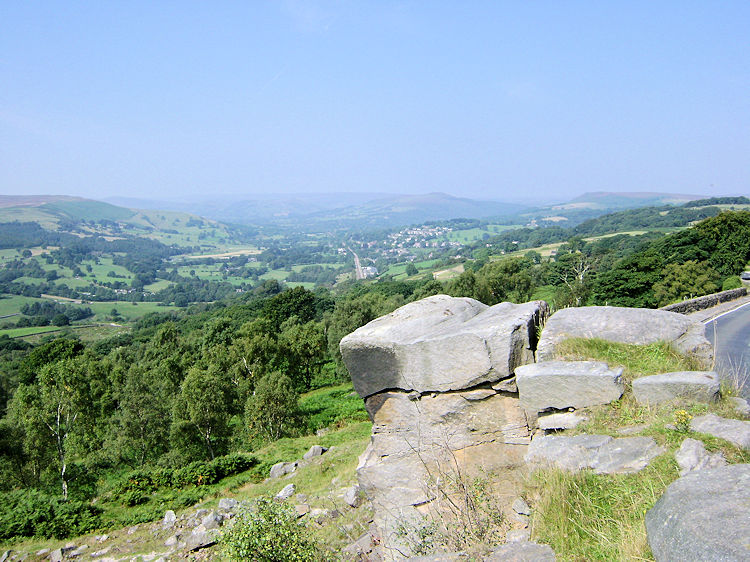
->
[[405, 262, 419, 276], [245, 372, 299, 442], [175, 364, 236, 460], [278, 320, 326, 390], [653, 260, 720, 306], [10, 358, 92, 499]]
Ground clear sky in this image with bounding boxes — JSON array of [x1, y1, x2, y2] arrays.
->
[[1, 1, 748, 202]]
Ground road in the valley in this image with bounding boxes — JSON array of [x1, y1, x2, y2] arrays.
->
[[704, 301, 750, 398], [350, 248, 365, 280]]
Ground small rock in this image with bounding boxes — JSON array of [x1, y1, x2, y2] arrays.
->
[[632, 371, 720, 405], [127, 524, 139, 535], [69, 545, 88, 557], [218, 498, 238, 511], [303, 445, 328, 460], [185, 530, 217, 551], [511, 512, 529, 527], [164, 535, 180, 547], [269, 461, 298, 479], [91, 546, 112, 557], [294, 504, 310, 517], [162, 510, 176, 527], [344, 485, 362, 508], [316, 427, 330, 437], [512, 497, 531, 516], [675, 438, 727, 476], [295, 493, 308, 503], [505, 529, 531, 543], [486, 541, 556, 561], [35, 549, 50, 557], [537, 411, 587, 430], [0, 552, 9, 562], [492, 376, 518, 393], [727, 396, 750, 416], [49, 550, 63, 562], [201, 511, 222, 530], [690, 413, 750, 450], [275, 483, 296, 500]]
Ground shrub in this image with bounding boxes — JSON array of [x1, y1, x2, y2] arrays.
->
[[221, 498, 323, 561], [0, 490, 101, 540]]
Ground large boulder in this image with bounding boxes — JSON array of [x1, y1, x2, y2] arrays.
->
[[537, 306, 713, 366], [645, 464, 750, 561], [632, 371, 720, 405], [515, 361, 624, 414], [340, 295, 547, 398]]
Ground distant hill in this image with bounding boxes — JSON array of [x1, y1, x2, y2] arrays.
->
[[0, 196, 250, 247], [560, 191, 703, 210]]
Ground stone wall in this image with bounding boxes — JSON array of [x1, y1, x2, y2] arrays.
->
[[660, 287, 747, 314]]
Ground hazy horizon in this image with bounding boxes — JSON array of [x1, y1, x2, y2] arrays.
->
[[2, 2, 748, 201]]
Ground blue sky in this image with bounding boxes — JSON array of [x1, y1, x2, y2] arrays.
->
[[1, 1, 748, 202]]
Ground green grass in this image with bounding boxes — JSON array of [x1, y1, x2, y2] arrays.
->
[[0, 325, 62, 338], [0, 295, 47, 316], [299, 383, 370, 434], [553, 338, 704, 385]]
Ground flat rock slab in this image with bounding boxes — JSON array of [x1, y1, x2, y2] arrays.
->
[[485, 542, 556, 561], [646, 464, 750, 561], [632, 371, 719, 405], [674, 438, 726, 476], [515, 361, 624, 413], [340, 295, 547, 397], [690, 414, 750, 450], [537, 306, 713, 366], [525, 434, 664, 474]]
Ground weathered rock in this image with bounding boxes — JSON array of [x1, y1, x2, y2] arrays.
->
[[407, 554, 468, 561], [218, 498, 238, 511], [344, 484, 362, 508], [646, 464, 750, 561], [275, 483, 296, 500], [35, 549, 50, 557], [201, 511, 222, 530], [632, 371, 720, 405], [515, 361, 623, 414], [162, 510, 176, 527], [294, 504, 310, 517], [512, 497, 531, 516], [727, 396, 750, 416], [537, 306, 713, 366], [303, 445, 328, 460], [127, 524, 139, 535], [537, 411, 587, 431], [525, 434, 664, 474], [674, 438, 727, 476], [69, 545, 88, 557], [269, 461, 297, 479], [0, 552, 9, 562], [340, 295, 547, 397], [164, 535, 179, 547], [90, 546, 112, 557], [505, 529, 531, 543], [49, 550, 63, 562], [342, 526, 383, 561], [485, 542, 556, 561], [690, 413, 750, 450], [185, 530, 217, 551]]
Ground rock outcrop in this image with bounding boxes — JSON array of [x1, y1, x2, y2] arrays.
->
[[632, 371, 720, 405], [645, 464, 750, 561], [536, 306, 713, 366], [342, 296, 548, 559], [340, 295, 547, 397]]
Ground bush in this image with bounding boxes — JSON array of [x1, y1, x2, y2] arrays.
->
[[0, 490, 102, 540], [221, 498, 323, 561], [722, 275, 743, 290]]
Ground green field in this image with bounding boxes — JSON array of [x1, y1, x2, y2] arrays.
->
[[0, 325, 62, 338], [0, 295, 48, 316]]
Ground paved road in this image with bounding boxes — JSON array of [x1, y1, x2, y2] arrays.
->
[[704, 302, 750, 398], [349, 248, 365, 280]]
